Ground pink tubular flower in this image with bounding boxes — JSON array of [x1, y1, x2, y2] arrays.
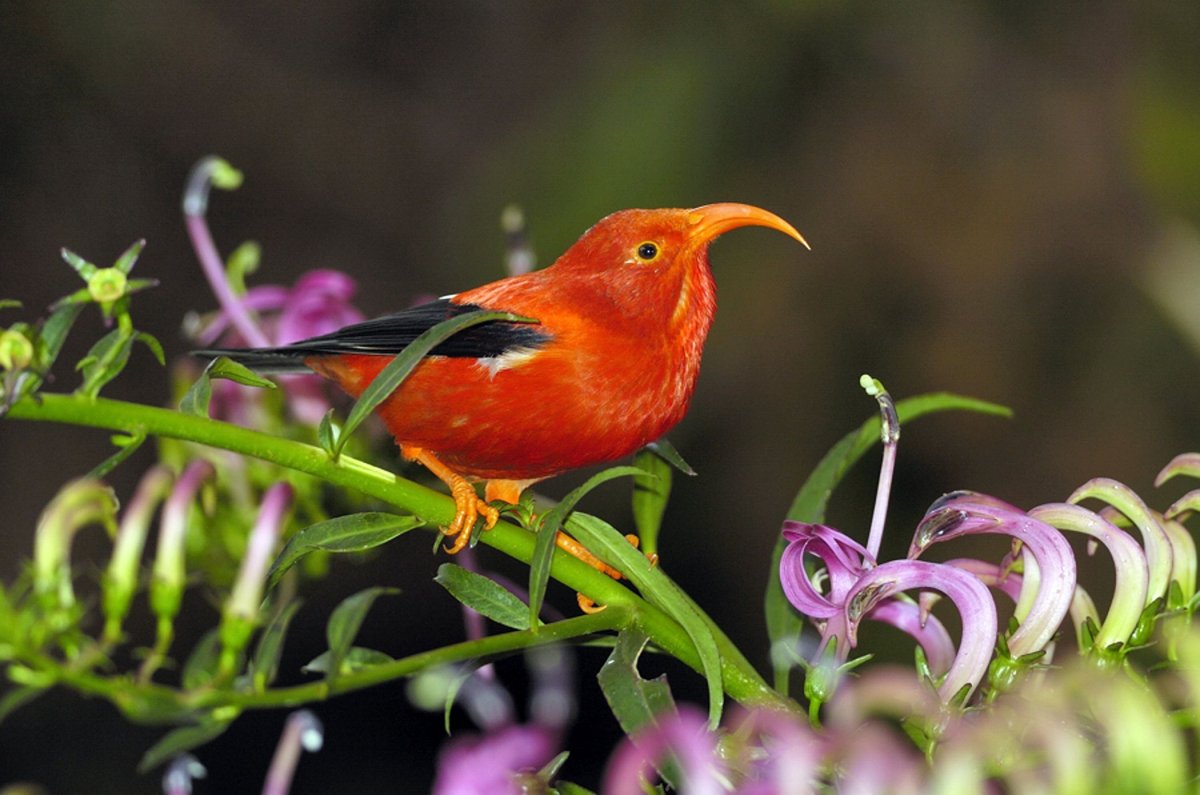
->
[[183, 158, 365, 425]]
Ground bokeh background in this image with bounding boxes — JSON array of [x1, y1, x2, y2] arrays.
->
[[2, 2, 1199, 792]]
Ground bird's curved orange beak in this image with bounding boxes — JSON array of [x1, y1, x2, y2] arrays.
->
[[686, 203, 810, 250]]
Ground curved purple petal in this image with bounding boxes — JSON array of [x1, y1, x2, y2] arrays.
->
[[730, 709, 823, 793], [433, 724, 559, 795], [780, 522, 876, 620], [912, 493, 1075, 656], [844, 560, 998, 702], [866, 598, 956, 677]]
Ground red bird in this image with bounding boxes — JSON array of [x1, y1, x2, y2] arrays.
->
[[198, 204, 807, 553]]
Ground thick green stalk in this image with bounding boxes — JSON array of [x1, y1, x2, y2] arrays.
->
[[6, 393, 790, 710]]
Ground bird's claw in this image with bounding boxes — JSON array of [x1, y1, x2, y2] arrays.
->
[[441, 481, 499, 554]]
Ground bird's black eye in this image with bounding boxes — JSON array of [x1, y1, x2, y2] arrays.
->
[[636, 242, 660, 261]]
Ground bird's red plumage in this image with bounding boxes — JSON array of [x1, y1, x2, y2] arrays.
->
[[302, 205, 805, 500]]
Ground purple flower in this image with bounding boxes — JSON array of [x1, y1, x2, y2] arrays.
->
[[433, 723, 560, 795], [603, 706, 824, 794], [913, 491, 1075, 656], [429, 644, 573, 794], [183, 158, 365, 425]]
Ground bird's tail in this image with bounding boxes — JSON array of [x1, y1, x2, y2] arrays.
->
[[191, 346, 314, 375]]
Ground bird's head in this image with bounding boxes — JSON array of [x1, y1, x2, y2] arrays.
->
[[550, 203, 808, 330], [560, 203, 807, 278]]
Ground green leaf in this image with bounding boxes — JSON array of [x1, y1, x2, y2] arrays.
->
[[552, 782, 597, 795], [182, 628, 223, 690], [597, 629, 680, 790], [0, 299, 21, 311], [136, 331, 165, 366], [138, 720, 233, 773], [76, 327, 134, 398], [0, 686, 44, 723], [764, 391, 1012, 693], [645, 438, 697, 476], [302, 646, 395, 676], [529, 465, 647, 629], [37, 302, 83, 371], [181, 356, 277, 418], [332, 309, 538, 458], [209, 356, 277, 389], [567, 512, 724, 728], [323, 586, 400, 683], [250, 599, 302, 691], [267, 512, 421, 592], [88, 429, 147, 480], [317, 409, 341, 457], [632, 448, 672, 557], [436, 563, 530, 630]]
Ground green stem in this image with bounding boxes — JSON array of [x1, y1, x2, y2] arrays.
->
[[6, 392, 789, 711]]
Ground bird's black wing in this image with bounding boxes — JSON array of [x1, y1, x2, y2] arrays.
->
[[192, 297, 551, 374]]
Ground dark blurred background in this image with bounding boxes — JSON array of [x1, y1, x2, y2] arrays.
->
[[2, 2, 1199, 792]]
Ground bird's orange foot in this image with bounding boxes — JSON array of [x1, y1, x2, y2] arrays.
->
[[442, 481, 499, 554], [565, 533, 658, 613], [402, 444, 498, 554]]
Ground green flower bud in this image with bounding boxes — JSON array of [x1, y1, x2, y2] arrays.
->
[[0, 328, 34, 371], [87, 267, 128, 304]]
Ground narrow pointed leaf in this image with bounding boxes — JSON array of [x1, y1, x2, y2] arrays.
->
[[632, 448, 672, 558], [529, 465, 647, 629], [0, 687, 44, 723], [324, 586, 401, 683], [250, 600, 303, 691], [138, 720, 233, 773], [436, 563, 530, 630], [136, 331, 165, 366], [181, 357, 277, 417], [182, 628, 223, 690], [302, 646, 395, 676], [88, 429, 146, 479], [113, 239, 146, 274], [645, 438, 697, 476], [597, 629, 681, 791], [568, 512, 723, 728], [333, 310, 538, 458], [267, 512, 421, 592]]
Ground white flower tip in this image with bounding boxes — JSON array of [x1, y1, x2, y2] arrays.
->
[[292, 710, 324, 752]]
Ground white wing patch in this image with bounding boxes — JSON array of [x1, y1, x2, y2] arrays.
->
[[475, 346, 541, 379]]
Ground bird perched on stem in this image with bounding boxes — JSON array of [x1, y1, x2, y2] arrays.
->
[[197, 204, 807, 555]]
